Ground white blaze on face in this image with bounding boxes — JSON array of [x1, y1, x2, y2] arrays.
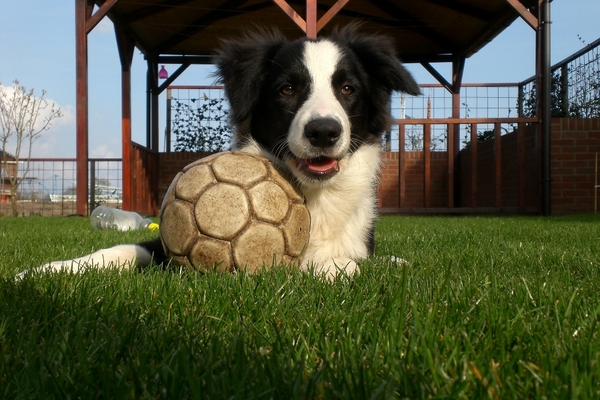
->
[[287, 40, 352, 159]]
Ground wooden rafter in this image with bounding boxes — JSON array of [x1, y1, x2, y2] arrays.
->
[[506, 0, 538, 30], [367, 0, 459, 52], [273, 0, 306, 33], [420, 62, 453, 93], [274, 0, 350, 38], [86, 0, 118, 33], [123, 0, 197, 23], [155, 0, 248, 54], [420, 0, 494, 21], [157, 63, 191, 94]]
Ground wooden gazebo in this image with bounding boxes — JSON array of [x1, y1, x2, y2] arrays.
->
[[75, 0, 551, 215]]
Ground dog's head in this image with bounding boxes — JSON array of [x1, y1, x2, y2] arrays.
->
[[215, 24, 420, 187]]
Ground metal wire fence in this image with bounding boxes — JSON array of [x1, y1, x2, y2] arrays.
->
[[0, 159, 122, 217], [387, 83, 521, 152], [520, 38, 600, 118], [165, 85, 232, 152]]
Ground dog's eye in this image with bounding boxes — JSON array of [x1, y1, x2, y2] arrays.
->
[[279, 84, 294, 96], [341, 85, 355, 96]]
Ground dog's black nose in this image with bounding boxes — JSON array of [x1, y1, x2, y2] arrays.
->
[[304, 118, 342, 148]]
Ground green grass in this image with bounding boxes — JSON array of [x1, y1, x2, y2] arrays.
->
[[0, 215, 599, 398]]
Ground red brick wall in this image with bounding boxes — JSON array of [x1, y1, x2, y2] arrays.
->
[[457, 118, 600, 214], [550, 118, 600, 215], [157, 151, 212, 208], [379, 152, 400, 208]]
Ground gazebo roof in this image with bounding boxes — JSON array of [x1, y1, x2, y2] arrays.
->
[[102, 0, 539, 63]]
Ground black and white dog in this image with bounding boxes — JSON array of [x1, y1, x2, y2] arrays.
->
[[27, 25, 419, 279]]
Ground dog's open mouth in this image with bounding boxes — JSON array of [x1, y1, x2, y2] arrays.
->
[[296, 156, 340, 179]]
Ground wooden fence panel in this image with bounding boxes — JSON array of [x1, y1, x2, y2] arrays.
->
[[131, 142, 159, 215]]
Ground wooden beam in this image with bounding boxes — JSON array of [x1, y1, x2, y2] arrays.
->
[[423, 124, 431, 208], [86, 0, 118, 34], [420, 62, 453, 93], [370, 0, 459, 52], [506, 0, 538, 30], [316, 0, 349, 33], [115, 26, 135, 211], [518, 122, 526, 208], [156, 0, 248, 53], [306, 0, 317, 38], [123, 0, 197, 23], [470, 123, 477, 207], [157, 55, 212, 64], [494, 122, 502, 208], [76, 0, 94, 216], [447, 123, 455, 207], [451, 57, 464, 207], [396, 117, 537, 124], [399, 124, 406, 208], [452, 57, 465, 94], [157, 63, 191, 94], [273, 0, 307, 33], [420, 0, 494, 21]]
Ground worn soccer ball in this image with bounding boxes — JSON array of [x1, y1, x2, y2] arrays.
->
[[159, 151, 310, 273]]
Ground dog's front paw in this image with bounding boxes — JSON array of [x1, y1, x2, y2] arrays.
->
[[16, 260, 88, 280]]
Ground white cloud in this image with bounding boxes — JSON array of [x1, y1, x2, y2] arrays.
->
[[1, 83, 77, 158], [90, 142, 119, 158]]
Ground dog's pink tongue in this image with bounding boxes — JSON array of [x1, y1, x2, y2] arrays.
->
[[304, 157, 339, 174]]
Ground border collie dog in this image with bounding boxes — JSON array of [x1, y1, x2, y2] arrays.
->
[[27, 25, 419, 279]]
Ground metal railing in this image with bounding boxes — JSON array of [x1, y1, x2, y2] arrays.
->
[[0, 158, 122, 217], [520, 37, 600, 118]]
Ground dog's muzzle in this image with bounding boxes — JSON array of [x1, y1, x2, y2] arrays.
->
[[294, 117, 343, 180]]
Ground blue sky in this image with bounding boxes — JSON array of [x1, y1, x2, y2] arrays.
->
[[0, 0, 599, 158]]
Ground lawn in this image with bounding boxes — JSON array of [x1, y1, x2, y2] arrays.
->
[[0, 214, 599, 398]]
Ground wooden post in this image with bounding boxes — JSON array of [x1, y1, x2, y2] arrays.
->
[[115, 26, 135, 211], [470, 123, 477, 207], [452, 57, 465, 208], [494, 122, 502, 208], [423, 124, 431, 208], [518, 122, 526, 208], [75, 0, 93, 216], [306, 0, 317, 39], [399, 124, 406, 208], [273, 0, 348, 38], [447, 122, 455, 207]]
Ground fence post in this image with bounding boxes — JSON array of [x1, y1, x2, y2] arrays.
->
[[560, 65, 569, 116], [423, 123, 431, 208], [89, 160, 95, 211], [494, 122, 502, 208], [166, 88, 172, 152], [470, 123, 477, 207], [399, 123, 405, 208]]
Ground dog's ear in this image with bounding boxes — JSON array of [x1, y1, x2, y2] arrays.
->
[[214, 29, 288, 133], [331, 24, 420, 133], [332, 24, 420, 96]]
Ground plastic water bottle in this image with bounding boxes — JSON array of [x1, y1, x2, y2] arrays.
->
[[90, 206, 159, 231]]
